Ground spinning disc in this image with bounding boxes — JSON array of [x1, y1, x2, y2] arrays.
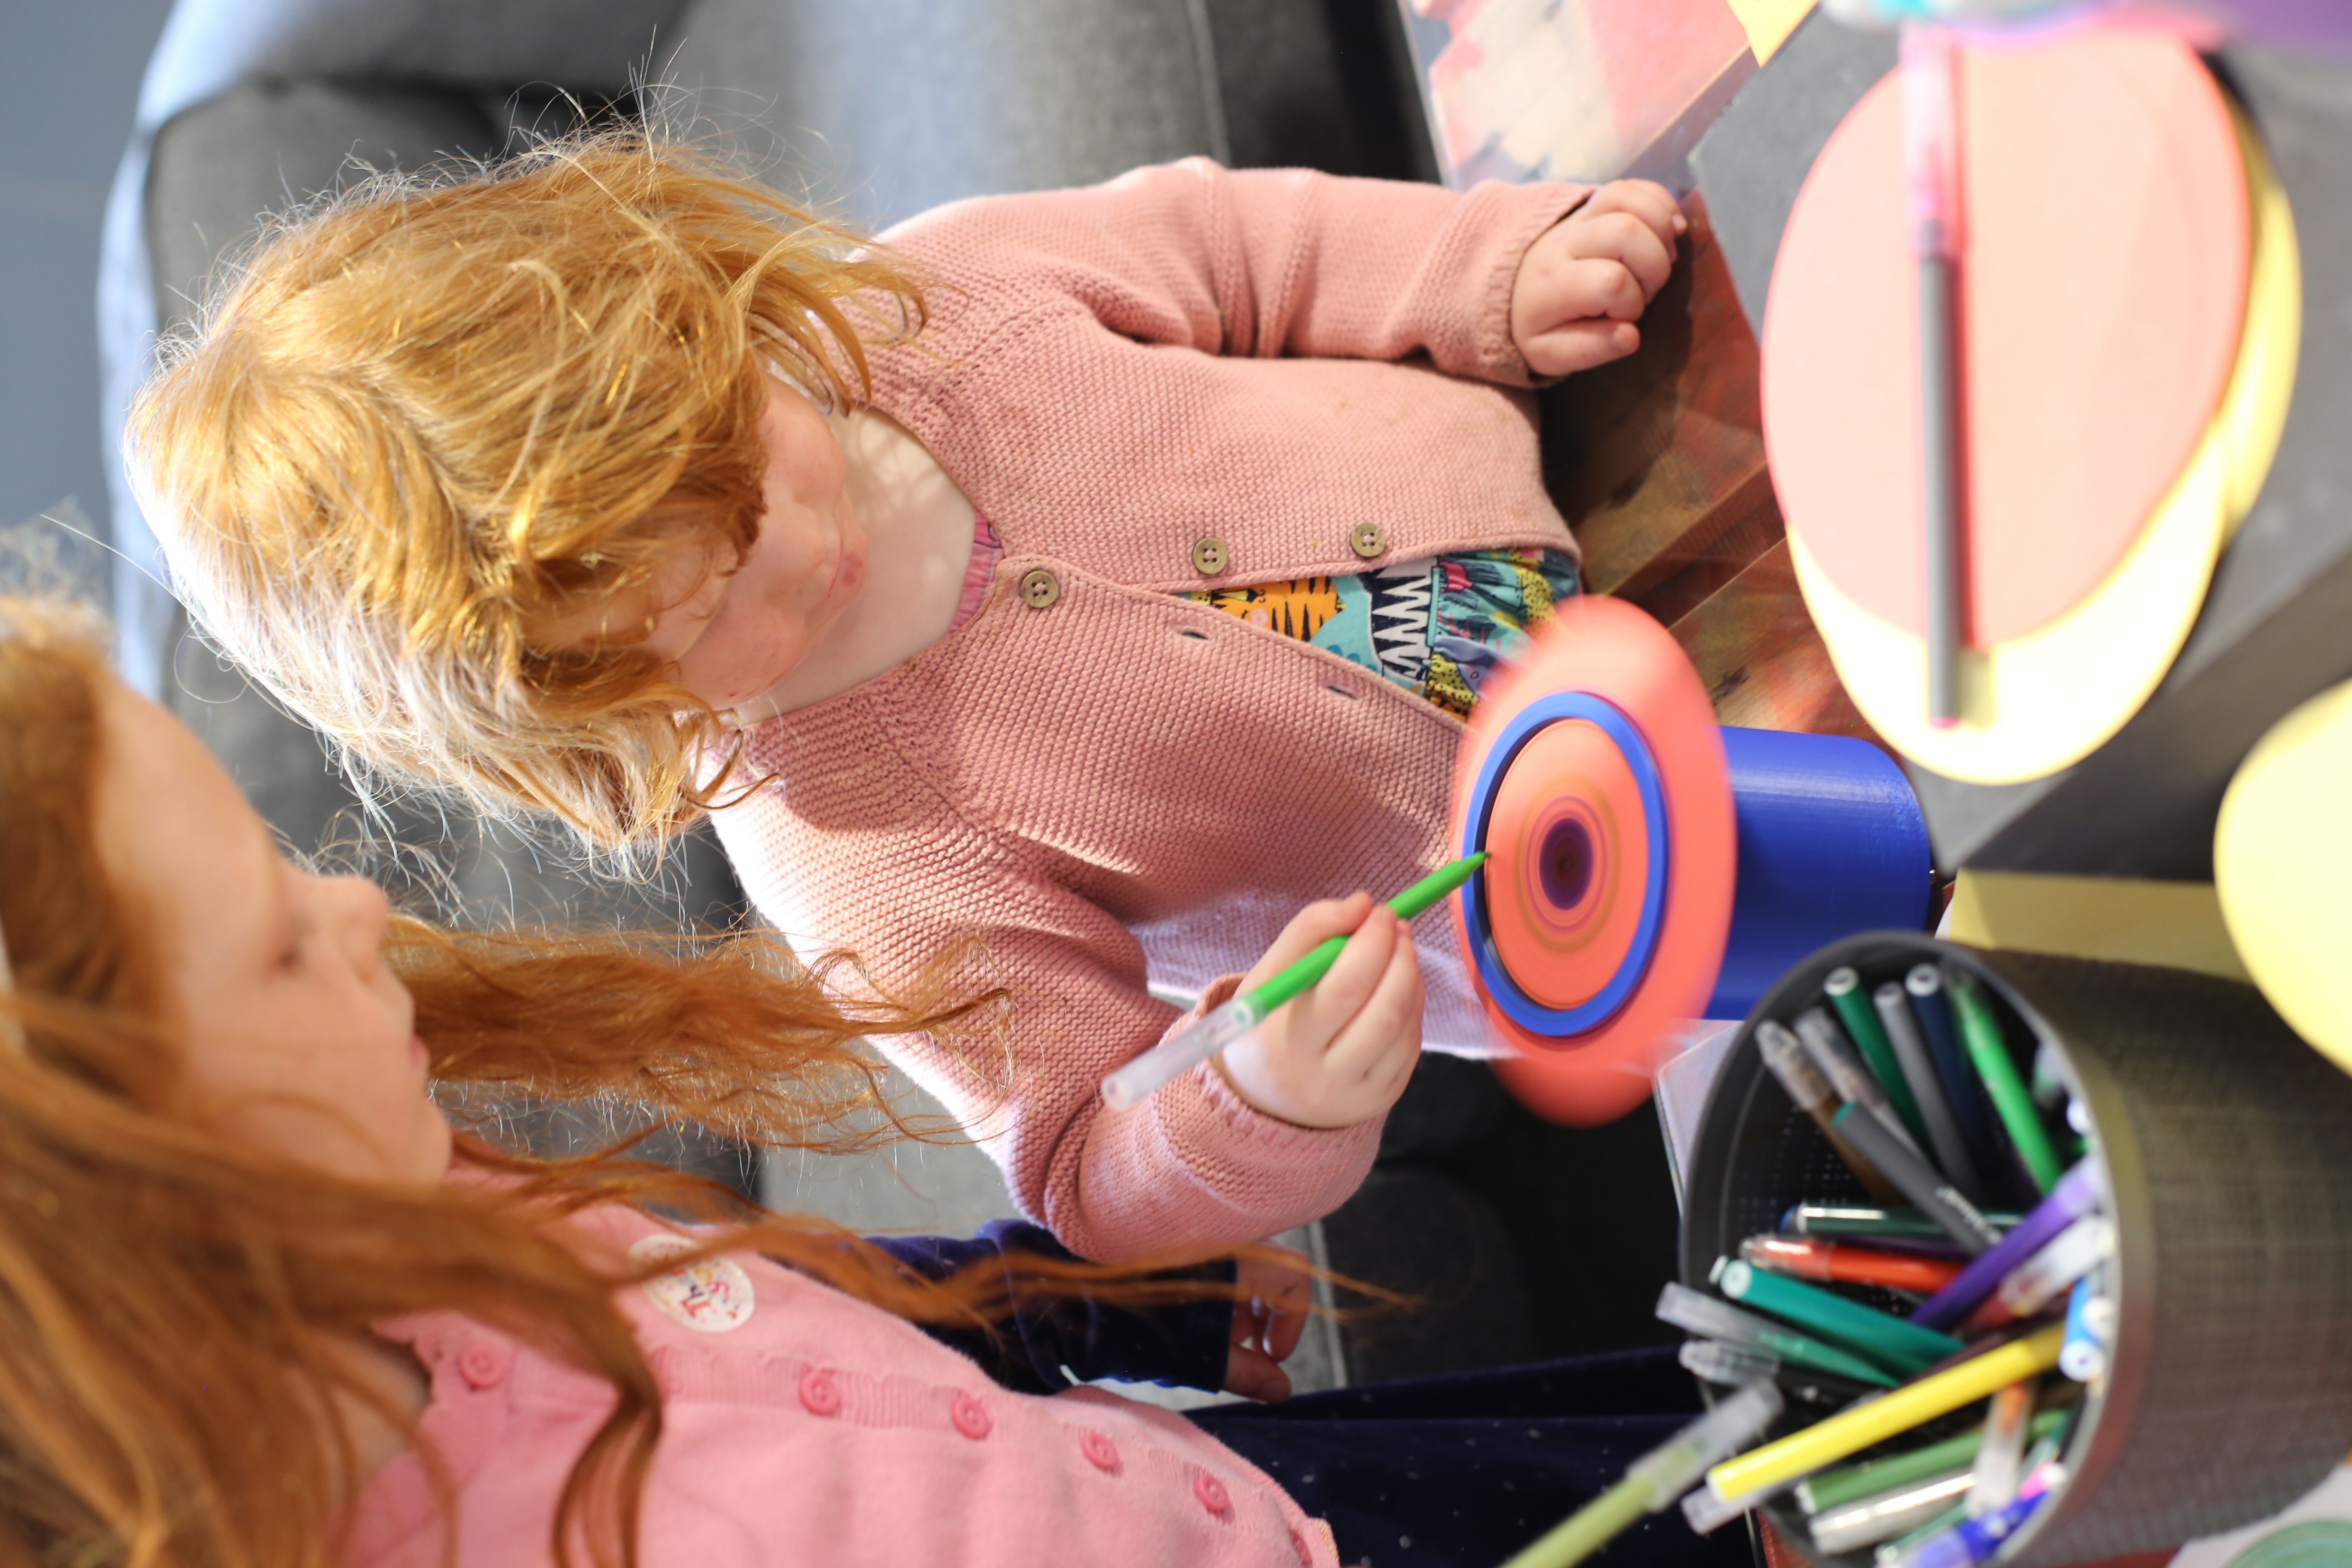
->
[[1450, 597, 1734, 1125]]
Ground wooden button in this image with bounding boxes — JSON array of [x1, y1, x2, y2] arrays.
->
[[1190, 536, 1229, 575], [1019, 568, 1061, 609], [1348, 521, 1387, 560]]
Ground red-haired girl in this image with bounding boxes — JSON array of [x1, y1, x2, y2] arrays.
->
[[0, 598, 1740, 1568], [130, 137, 1684, 1261]]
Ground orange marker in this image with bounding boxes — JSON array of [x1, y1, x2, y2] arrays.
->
[[1740, 1234, 1962, 1295]]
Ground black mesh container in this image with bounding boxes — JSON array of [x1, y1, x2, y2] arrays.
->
[[1680, 934, 2352, 1566]]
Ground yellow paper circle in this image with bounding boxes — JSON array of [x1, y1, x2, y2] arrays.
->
[[2217, 680, 2352, 1072]]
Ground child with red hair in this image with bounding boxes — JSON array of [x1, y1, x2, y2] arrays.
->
[[0, 597, 1742, 1568], [131, 135, 1684, 1261]]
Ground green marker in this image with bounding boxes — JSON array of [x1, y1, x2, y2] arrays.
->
[[1797, 1409, 2068, 1515], [1712, 1257, 1965, 1378], [1945, 968, 2064, 1194], [1660, 1280, 1901, 1389], [1099, 854, 1486, 1111], [1825, 966, 1931, 1151]]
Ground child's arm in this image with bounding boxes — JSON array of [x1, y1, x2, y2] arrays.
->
[[713, 796, 1390, 1262], [869, 1222, 1309, 1399], [886, 158, 1680, 387]]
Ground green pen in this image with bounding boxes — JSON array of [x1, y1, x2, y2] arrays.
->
[[1099, 854, 1486, 1111], [1658, 1281, 1901, 1388], [1826, 967, 1931, 1151], [1945, 968, 2064, 1194], [1798, 1409, 2068, 1516], [1712, 1257, 1965, 1378]]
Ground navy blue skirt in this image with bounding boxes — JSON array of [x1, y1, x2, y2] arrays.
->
[[1187, 1346, 1753, 1568]]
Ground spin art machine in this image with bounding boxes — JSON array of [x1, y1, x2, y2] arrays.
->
[[1759, 24, 2296, 787], [1448, 597, 1932, 1126], [1690, 12, 2346, 885]]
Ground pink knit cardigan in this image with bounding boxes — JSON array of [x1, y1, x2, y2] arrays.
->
[[710, 160, 1589, 1261], [344, 1201, 1338, 1568]]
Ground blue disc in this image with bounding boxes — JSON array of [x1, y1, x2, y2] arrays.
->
[[1458, 692, 1671, 1039]]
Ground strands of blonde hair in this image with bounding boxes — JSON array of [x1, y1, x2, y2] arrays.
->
[[131, 131, 928, 861]]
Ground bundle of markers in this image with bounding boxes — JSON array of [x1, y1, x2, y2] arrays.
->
[[1504, 959, 2119, 1568]]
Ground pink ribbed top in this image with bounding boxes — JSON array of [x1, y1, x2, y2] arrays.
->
[[709, 160, 1588, 1260]]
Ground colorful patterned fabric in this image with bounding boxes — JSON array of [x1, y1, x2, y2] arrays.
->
[[1182, 548, 1580, 717]]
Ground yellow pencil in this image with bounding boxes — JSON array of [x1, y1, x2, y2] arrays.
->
[[1706, 1325, 2065, 1502]]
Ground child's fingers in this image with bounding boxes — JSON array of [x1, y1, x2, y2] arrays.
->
[[1550, 256, 1651, 328], [1242, 1250, 1316, 1318], [1264, 1300, 1308, 1364], [1582, 178, 1687, 244], [1523, 318, 1642, 378], [1224, 1344, 1293, 1403], [1567, 212, 1676, 303], [1240, 891, 1373, 991], [1282, 905, 1401, 1047], [1320, 929, 1424, 1082]]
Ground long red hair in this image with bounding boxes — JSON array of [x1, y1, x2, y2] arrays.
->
[[0, 600, 1253, 1568]]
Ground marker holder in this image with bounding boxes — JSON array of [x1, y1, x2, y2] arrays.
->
[[1681, 934, 2352, 1566]]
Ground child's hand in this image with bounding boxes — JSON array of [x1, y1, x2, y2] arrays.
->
[[1510, 180, 1687, 377], [1216, 891, 1423, 1130], [1224, 1246, 1315, 1402]]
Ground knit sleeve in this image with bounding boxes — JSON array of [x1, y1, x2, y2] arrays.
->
[[883, 159, 1592, 387], [707, 741, 1383, 1265], [967, 884, 1386, 1264]]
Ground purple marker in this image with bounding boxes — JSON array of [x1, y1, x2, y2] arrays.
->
[[1910, 1159, 2104, 1330]]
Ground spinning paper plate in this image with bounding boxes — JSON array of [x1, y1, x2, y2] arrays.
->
[[1451, 598, 1931, 1125], [1762, 28, 2300, 784]]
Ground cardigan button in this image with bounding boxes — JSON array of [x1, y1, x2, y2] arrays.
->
[[1079, 1429, 1121, 1472], [1193, 1470, 1231, 1516], [1348, 521, 1387, 560], [1190, 536, 1229, 575], [1018, 568, 1061, 609], [798, 1369, 842, 1418], [950, 1392, 993, 1439], [456, 1344, 508, 1390]]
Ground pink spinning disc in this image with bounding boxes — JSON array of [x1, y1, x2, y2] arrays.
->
[[1449, 597, 1735, 1126]]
